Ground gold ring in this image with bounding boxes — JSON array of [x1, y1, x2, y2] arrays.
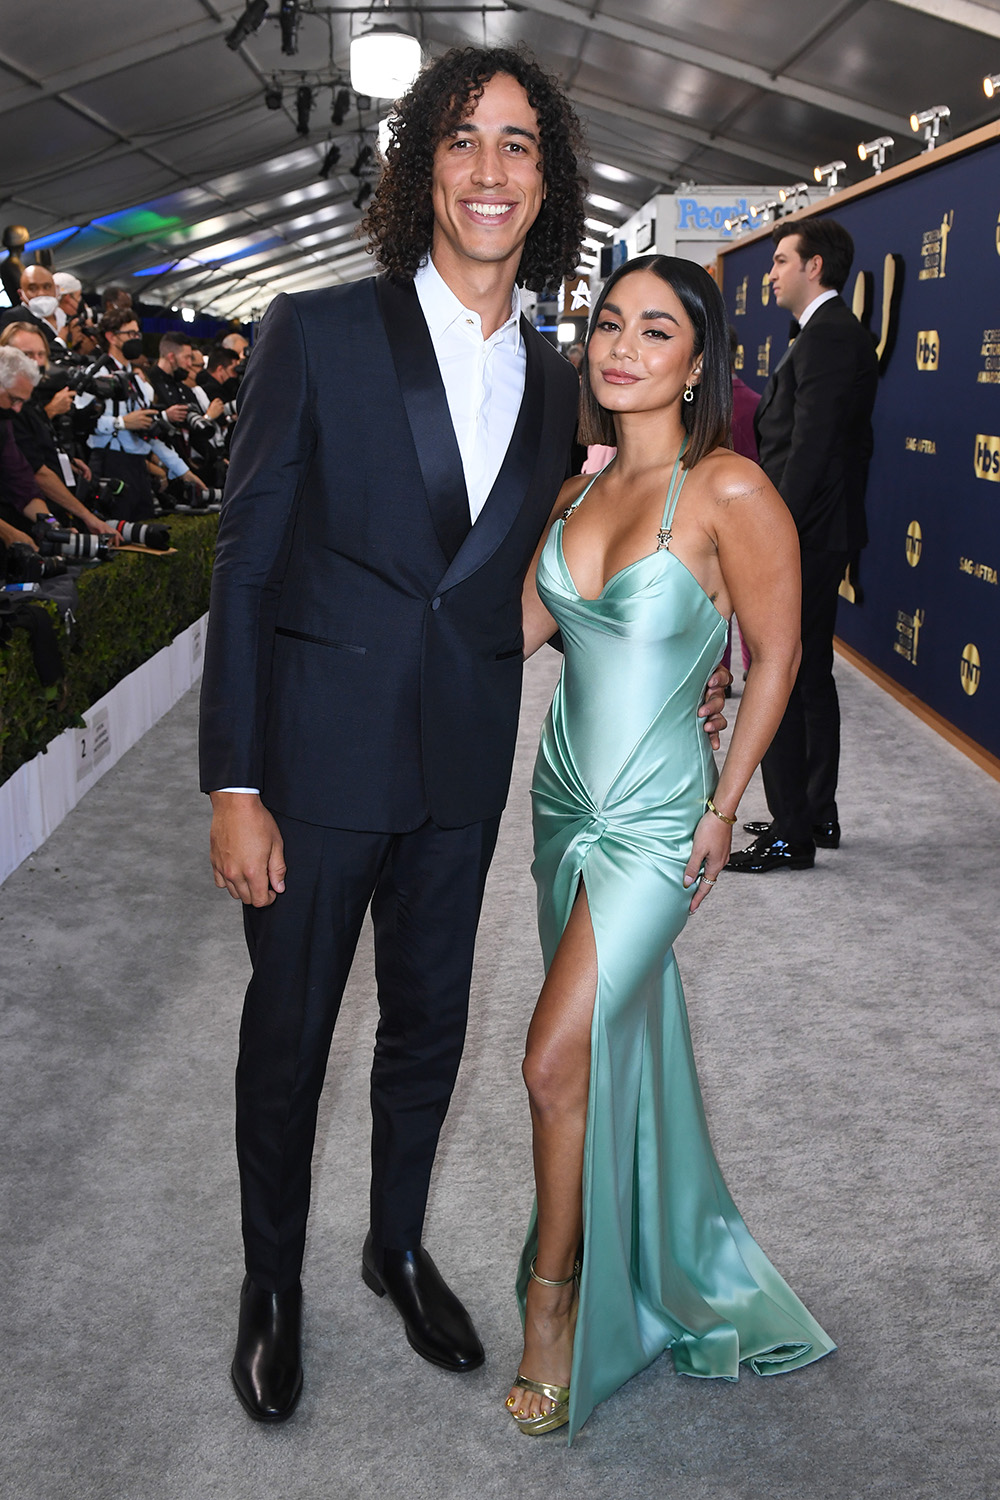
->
[[700, 875, 717, 885]]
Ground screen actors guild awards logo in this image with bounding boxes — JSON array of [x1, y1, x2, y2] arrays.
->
[[974, 434, 1000, 481], [905, 436, 936, 453], [734, 275, 748, 316], [960, 643, 981, 695], [977, 329, 1000, 385], [757, 335, 772, 379], [894, 608, 925, 664], [920, 211, 953, 279], [906, 521, 922, 566], [915, 331, 939, 370]]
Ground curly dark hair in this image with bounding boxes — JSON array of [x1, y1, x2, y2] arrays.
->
[[362, 45, 586, 293]]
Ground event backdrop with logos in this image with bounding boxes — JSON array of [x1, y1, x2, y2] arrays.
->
[[718, 131, 1000, 760]]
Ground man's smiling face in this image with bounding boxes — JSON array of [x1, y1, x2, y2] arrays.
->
[[430, 71, 545, 282]]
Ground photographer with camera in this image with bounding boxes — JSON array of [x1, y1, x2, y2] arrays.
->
[[0, 324, 118, 542], [80, 309, 208, 520], [54, 273, 99, 357], [0, 264, 63, 352], [197, 345, 241, 407]]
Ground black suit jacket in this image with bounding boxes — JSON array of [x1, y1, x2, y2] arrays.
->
[[754, 296, 879, 553], [0, 306, 59, 350], [199, 275, 578, 832]]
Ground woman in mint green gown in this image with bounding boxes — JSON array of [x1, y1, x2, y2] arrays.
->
[[506, 256, 835, 1442]]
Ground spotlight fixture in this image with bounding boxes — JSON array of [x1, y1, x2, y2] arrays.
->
[[225, 0, 268, 51], [350, 144, 374, 178], [779, 183, 810, 206], [858, 135, 894, 174], [750, 200, 780, 223], [909, 104, 950, 151], [331, 87, 351, 126], [985, 73, 1000, 99], [557, 321, 577, 345], [350, 25, 422, 99], [353, 180, 374, 211], [813, 160, 847, 193], [318, 141, 342, 179], [264, 78, 283, 111], [295, 84, 314, 137], [279, 0, 300, 56]]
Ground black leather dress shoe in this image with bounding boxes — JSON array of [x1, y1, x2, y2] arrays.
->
[[743, 818, 840, 849], [725, 833, 815, 873], [231, 1275, 303, 1422], [362, 1233, 484, 1372]]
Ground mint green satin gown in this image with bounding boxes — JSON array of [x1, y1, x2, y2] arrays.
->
[[516, 460, 835, 1442]]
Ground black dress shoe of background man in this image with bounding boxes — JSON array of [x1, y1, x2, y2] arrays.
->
[[231, 1275, 303, 1422], [362, 1233, 484, 1372], [725, 832, 815, 873], [742, 819, 840, 850]]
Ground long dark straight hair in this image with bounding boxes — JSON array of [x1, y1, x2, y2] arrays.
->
[[578, 255, 733, 469]]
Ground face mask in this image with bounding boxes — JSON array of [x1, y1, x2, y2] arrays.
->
[[54, 307, 67, 332], [27, 295, 58, 318], [121, 337, 143, 360]]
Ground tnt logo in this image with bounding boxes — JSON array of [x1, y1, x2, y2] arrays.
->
[[974, 434, 1000, 481], [906, 520, 922, 567], [960, 643, 981, 696], [916, 330, 939, 370]]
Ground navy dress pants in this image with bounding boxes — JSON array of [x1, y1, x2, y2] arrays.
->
[[238, 811, 501, 1293]]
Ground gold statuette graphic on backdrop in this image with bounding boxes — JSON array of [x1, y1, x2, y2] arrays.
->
[[757, 335, 772, 379], [733, 343, 744, 371], [735, 275, 748, 316], [920, 210, 954, 279], [974, 434, 1000, 481], [761, 272, 771, 307], [906, 521, 923, 567], [916, 331, 939, 370], [960, 643, 981, 695]]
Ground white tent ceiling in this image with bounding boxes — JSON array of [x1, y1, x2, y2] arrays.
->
[[2, 0, 999, 320]]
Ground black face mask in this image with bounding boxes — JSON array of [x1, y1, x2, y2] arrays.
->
[[121, 337, 143, 360]]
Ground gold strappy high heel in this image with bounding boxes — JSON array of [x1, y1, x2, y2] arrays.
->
[[507, 1258, 579, 1436]]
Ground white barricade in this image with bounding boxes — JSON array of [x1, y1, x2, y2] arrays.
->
[[0, 611, 206, 886]]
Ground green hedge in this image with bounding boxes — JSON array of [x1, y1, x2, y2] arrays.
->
[[0, 513, 218, 785]]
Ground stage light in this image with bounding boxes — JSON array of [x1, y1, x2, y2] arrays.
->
[[279, 0, 300, 56], [350, 26, 422, 99], [296, 84, 314, 137], [318, 142, 341, 179], [353, 181, 374, 211], [584, 217, 616, 235], [858, 135, 894, 174], [351, 144, 374, 178], [557, 321, 577, 344], [910, 105, 950, 151], [813, 160, 846, 193], [264, 78, 283, 110], [181, 306, 195, 324], [778, 183, 809, 206], [331, 87, 351, 126], [750, 200, 780, 223], [983, 73, 1000, 99], [225, 0, 268, 51]]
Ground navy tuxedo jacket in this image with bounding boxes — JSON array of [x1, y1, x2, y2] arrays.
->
[[199, 274, 579, 831], [754, 296, 878, 554]]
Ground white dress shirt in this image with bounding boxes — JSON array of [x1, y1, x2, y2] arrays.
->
[[219, 258, 526, 795], [795, 288, 838, 330], [413, 255, 525, 522]]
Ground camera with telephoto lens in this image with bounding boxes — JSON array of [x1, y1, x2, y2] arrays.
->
[[33, 517, 111, 563], [75, 475, 125, 516], [2, 539, 68, 584], [172, 481, 223, 514], [112, 520, 171, 551]]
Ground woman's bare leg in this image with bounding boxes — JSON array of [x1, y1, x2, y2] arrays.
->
[[506, 882, 598, 1422]]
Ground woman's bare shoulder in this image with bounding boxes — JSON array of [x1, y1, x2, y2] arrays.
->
[[696, 448, 774, 508]]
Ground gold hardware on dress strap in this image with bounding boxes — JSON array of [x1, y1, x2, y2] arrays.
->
[[656, 527, 672, 551]]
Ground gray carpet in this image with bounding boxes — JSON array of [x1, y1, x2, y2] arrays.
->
[[1, 652, 998, 1500]]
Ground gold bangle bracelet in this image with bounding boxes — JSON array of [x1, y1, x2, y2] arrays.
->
[[706, 797, 737, 826]]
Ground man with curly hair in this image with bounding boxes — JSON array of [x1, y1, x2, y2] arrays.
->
[[201, 43, 727, 1423]]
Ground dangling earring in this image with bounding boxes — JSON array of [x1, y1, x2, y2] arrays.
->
[[683, 383, 695, 403]]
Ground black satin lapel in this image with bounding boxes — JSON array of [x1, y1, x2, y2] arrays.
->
[[436, 317, 545, 593], [375, 275, 470, 563]]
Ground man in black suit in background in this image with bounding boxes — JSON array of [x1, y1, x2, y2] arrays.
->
[[201, 46, 729, 1423], [728, 217, 878, 874]]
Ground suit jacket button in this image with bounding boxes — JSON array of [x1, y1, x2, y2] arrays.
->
[[431, 597, 441, 611]]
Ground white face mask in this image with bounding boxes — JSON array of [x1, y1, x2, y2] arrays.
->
[[26, 295, 58, 319], [53, 307, 67, 332]]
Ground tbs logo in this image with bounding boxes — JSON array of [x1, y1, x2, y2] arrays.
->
[[915, 331, 939, 370], [974, 434, 1000, 482]]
